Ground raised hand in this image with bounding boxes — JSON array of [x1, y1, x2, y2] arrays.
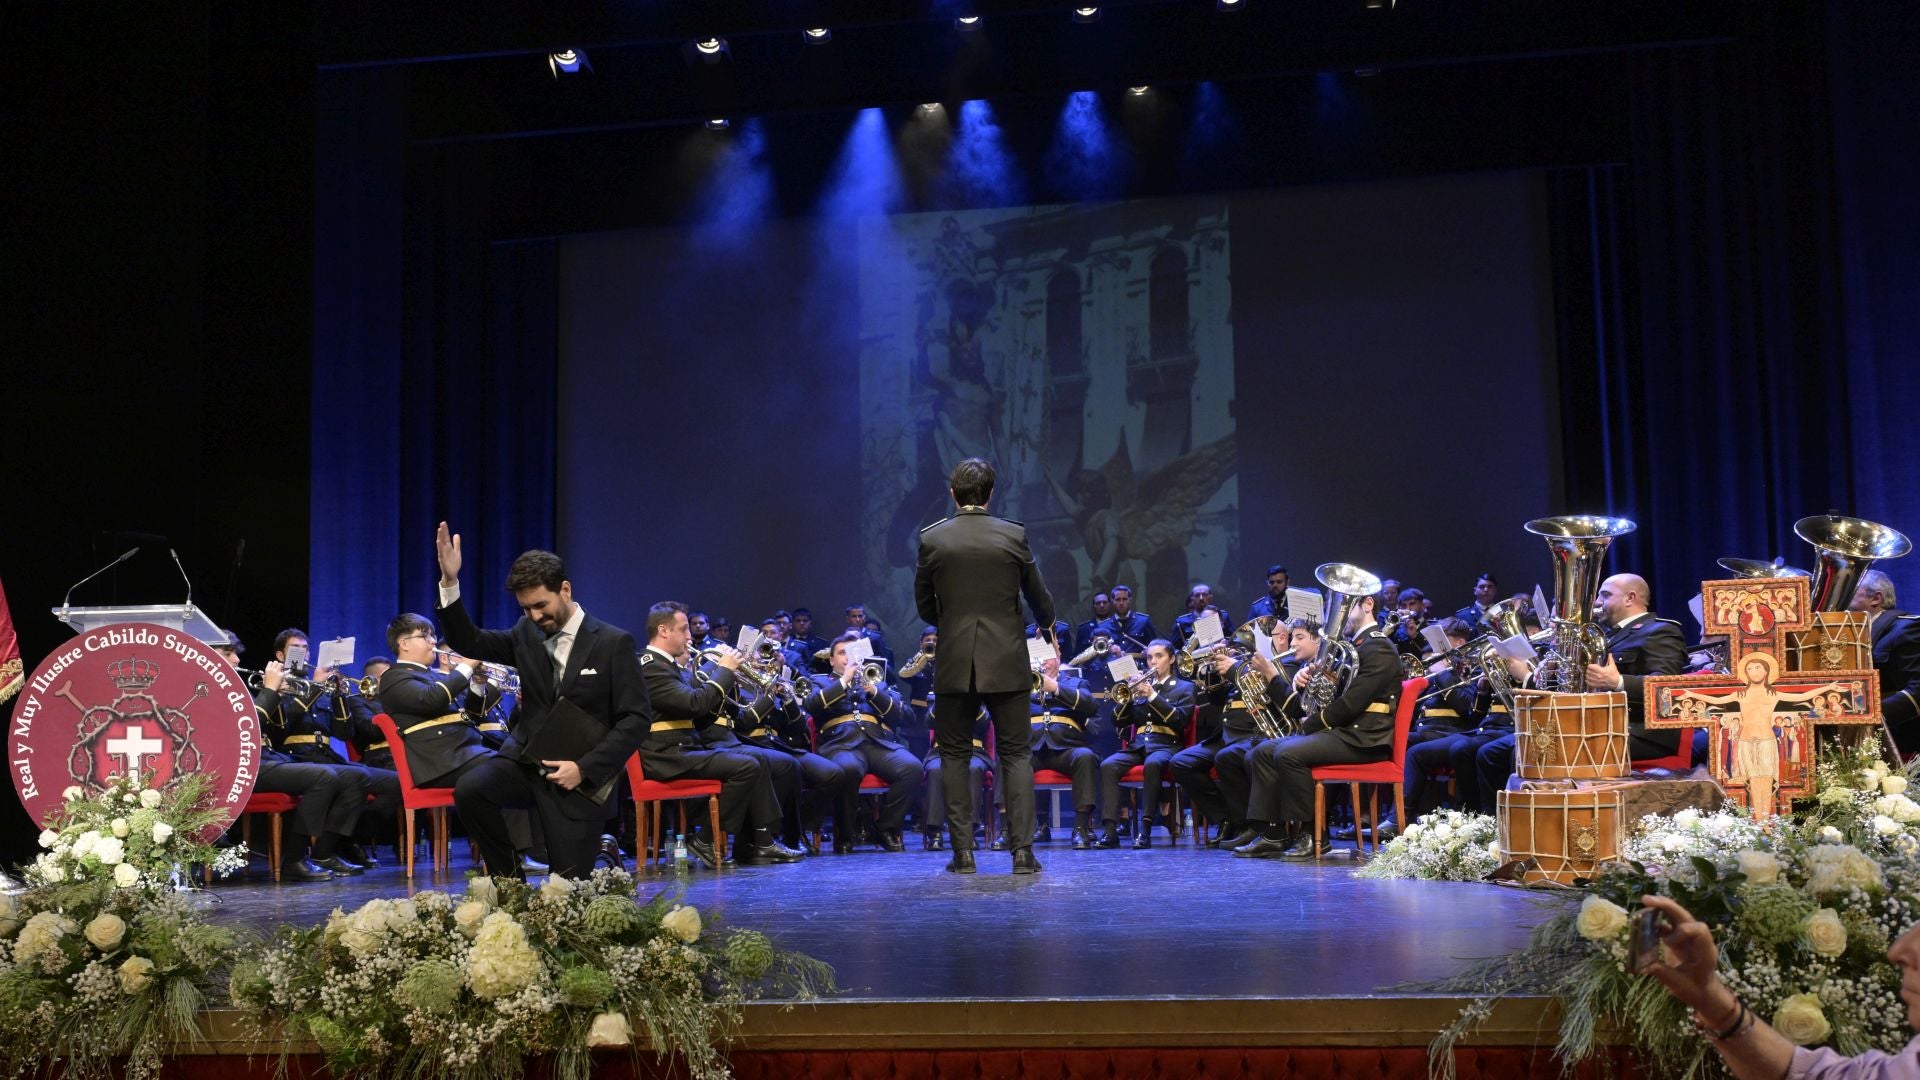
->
[[436, 521, 462, 586]]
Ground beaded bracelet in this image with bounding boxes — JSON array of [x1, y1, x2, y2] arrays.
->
[[1698, 1000, 1752, 1041]]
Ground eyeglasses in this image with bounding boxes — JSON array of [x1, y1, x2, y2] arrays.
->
[[403, 632, 436, 644]]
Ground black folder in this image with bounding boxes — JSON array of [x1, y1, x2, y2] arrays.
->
[[520, 697, 616, 803]]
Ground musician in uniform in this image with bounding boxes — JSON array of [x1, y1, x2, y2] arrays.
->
[[637, 602, 801, 866], [1453, 573, 1499, 634], [896, 626, 938, 755], [1075, 592, 1115, 657], [736, 668, 849, 855], [1213, 618, 1317, 850], [806, 631, 924, 853], [1013, 656, 1102, 847], [1097, 639, 1194, 848], [1103, 585, 1159, 650], [1850, 570, 1920, 752], [1392, 617, 1483, 830], [1388, 589, 1429, 657], [1172, 585, 1233, 647], [844, 604, 894, 668], [373, 613, 494, 787], [1233, 591, 1401, 859], [1174, 634, 1293, 847], [1247, 565, 1291, 621], [789, 608, 829, 673]]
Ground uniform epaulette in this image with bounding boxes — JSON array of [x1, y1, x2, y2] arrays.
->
[[639, 652, 655, 666], [1652, 617, 1684, 627], [920, 518, 950, 533], [997, 516, 1024, 527]]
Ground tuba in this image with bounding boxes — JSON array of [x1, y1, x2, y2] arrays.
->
[[1717, 556, 1810, 579], [1794, 514, 1912, 612], [1525, 515, 1636, 693], [1302, 562, 1383, 711]]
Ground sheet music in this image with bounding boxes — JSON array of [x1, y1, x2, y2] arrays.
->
[[315, 637, 355, 671], [1493, 633, 1536, 662], [1193, 610, 1224, 646], [1286, 587, 1324, 626], [1252, 622, 1275, 661], [1108, 654, 1141, 682], [1026, 636, 1058, 667], [733, 625, 763, 657], [1421, 624, 1454, 656], [1532, 585, 1550, 624], [1688, 593, 1705, 629], [843, 636, 874, 663]]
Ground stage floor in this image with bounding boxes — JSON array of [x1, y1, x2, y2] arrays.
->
[[199, 835, 1554, 1004]]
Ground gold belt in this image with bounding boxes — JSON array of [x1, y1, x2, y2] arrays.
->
[[1366, 702, 1393, 714], [1489, 704, 1510, 714], [403, 714, 466, 736], [746, 728, 774, 739], [476, 722, 507, 733], [711, 715, 734, 728], [280, 734, 324, 746], [972, 739, 985, 749], [651, 720, 695, 732], [910, 699, 928, 707], [1226, 700, 1249, 711], [1031, 713, 1082, 729], [367, 741, 389, 752], [1139, 724, 1180, 737], [824, 715, 884, 730], [1423, 708, 1460, 718]]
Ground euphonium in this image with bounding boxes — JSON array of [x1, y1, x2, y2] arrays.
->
[[1525, 515, 1636, 693], [1302, 562, 1383, 711], [1795, 514, 1912, 613]]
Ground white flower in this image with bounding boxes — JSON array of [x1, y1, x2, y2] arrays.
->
[[453, 900, 490, 939], [1774, 994, 1832, 1045], [467, 876, 498, 906], [151, 821, 174, 845], [1883, 775, 1909, 796], [1432, 823, 1453, 840], [1871, 762, 1892, 779], [1487, 841, 1504, 860], [1874, 814, 1901, 836], [540, 875, 575, 901], [92, 836, 125, 866], [586, 1011, 632, 1047], [37, 829, 59, 849], [14, 911, 77, 965], [118, 955, 156, 995], [1403, 824, 1424, 840], [85, 913, 127, 951], [662, 905, 702, 943], [113, 862, 141, 888], [1804, 843, 1885, 897], [1576, 895, 1630, 941], [73, 830, 101, 858], [39, 860, 67, 884], [62, 786, 85, 801], [467, 911, 541, 999], [1860, 769, 1882, 789], [139, 788, 163, 809], [1736, 850, 1780, 885], [1803, 909, 1848, 957], [1896, 833, 1920, 856], [0, 893, 17, 938], [110, 817, 130, 838], [122, 793, 138, 805], [1673, 808, 1701, 827], [1661, 835, 1687, 853], [1819, 826, 1845, 844]]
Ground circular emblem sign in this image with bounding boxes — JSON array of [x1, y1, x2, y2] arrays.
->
[[9, 622, 260, 840]]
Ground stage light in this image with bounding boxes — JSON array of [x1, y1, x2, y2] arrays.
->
[[707, 118, 731, 130], [1127, 85, 1150, 96], [547, 49, 590, 77], [955, 14, 981, 30], [1072, 6, 1101, 23], [693, 37, 730, 63], [1217, 0, 1244, 9], [803, 27, 832, 43], [919, 102, 945, 115], [1354, 67, 1382, 76]]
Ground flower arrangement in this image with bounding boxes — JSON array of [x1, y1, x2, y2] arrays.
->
[[1356, 811, 1503, 882], [1, 774, 247, 1079], [230, 867, 835, 1080], [1797, 737, 1920, 855], [1620, 807, 1775, 881]]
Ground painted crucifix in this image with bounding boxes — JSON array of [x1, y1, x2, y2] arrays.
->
[[1647, 576, 1882, 818]]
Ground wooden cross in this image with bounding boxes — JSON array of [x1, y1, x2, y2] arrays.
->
[[1647, 576, 1880, 818]]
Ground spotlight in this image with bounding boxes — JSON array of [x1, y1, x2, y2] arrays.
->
[[1217, 0, 1244, 9], [1128, 85, 1151, 96], [546, 49, 590, 77], [1072, 6, 1101, 23], [919, 102, 944, 114], [706, 118, 731, 130], [802, 27, 831, 43], [1354, 67, 1382, 76], [691, 37, 730, 63], [955, 14, 981, 30]]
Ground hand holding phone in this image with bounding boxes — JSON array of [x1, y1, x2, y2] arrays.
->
[[1627, 906, 1663, 974]]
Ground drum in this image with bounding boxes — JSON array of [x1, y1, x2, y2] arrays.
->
[[1785, 612, 1874, 674], [1514, 690, 1629, 781], [1497, 785, 1623, 886]]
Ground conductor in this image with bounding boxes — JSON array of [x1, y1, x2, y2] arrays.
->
[[915, 458, 1056, 875]]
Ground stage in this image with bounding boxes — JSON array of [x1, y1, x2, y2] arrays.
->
[[173, 834, 1601, 1074]]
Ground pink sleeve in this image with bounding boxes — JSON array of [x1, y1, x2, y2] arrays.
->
[[1788, 1038, 1920, 1080]]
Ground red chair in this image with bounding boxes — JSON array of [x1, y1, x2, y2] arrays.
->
[[217, 791, 299, 883], [370, 713, 467, 879], [1312, 677, 1427, 857], [1631, 728, 1698, 773], [624, 753, 724, 868]]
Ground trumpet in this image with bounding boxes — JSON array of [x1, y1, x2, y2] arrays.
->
[[1108, 672, 1152, 704], [431, 647, 523, 694], [238, 667, 317, 697], [330, 673, 381, 698], [898, 643, 935, 679], [860, 658, 889, 687]]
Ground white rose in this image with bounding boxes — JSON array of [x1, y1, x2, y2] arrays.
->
[[118, 955, 156, 995], [1575, 895, 1630, 941], [0, 893, 17, 938], [151, 821, 174, 845], [113, 862, 141, 888], [110, 818, 130, 838], [1871, 762, 1892, 779], [14, 911, 77, 965], [1819, 826, 1845, 844], [1803, 909, 1848, 957], [37, 829, 60, 849], [467, 876, 498, 906], [1403, 824, 1424, 840], [40, 862, 67, 884], [1662, 835, 1687, 853], [1883, 775, 1909, 796], [1432, 823, 1453, 840], [1874, 814, 1901, 836], [453, 901, 490, 939], [540, 875, 575, 901], [73, 831, 100, 858], [1673, 808, 1701, 827], [92, 836, 125, 866], [586, 1011, 632, 1048], [1487, 841, 1504, 860], [123, 793, 138, 805], [62, 786, 85, 801], [1736, 850, 1780, 885], [1860, 769, 1882, 789], [140, 789, 163, 809], [85, 913, 127, 951], [1774, 994, 1832, 1046], [661, 904, 702, 943]]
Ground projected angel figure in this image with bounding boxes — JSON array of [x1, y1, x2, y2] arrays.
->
[[1675, 652, 1840, 820], [927, 277, 1002, 469], [1040, 429, 1238, 593]]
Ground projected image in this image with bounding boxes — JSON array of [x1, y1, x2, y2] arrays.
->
[[859, 198, 1239, 632]]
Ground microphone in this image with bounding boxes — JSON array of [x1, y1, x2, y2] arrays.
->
[[62, 547, 141, 611], [168, 548, 194, 608]]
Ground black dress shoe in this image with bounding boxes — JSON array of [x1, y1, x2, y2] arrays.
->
[[930, 831, 948, 850], [314, 855, 364, 876], [832, 840, 855, 855], [734, 842, 805, 865], [1132, 826, 1153, 849], [1205, 824, 1238, 849], [1224, 827, 1262, 851], [1011, 847, 1043, 875], [1231, 835, 1296, 858], [340, 842, 378, 868], [285, 859, 335, 882], [802, 834, 822, 857], [1279, 836, 1319, 859], [1072, 826, 1092, 850], [880, 831, 907, 853], [1094, 829, 1120, 849], [945, 848, 977, 874], [597, 834, 624, 869], [1033, 825, 1053, 843], [1328, 823, 1359, 841], [518, 854, 550, 875], [683, 834, 721, 869]]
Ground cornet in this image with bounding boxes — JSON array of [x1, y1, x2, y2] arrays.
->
[[1108, 672, 1152, 704]]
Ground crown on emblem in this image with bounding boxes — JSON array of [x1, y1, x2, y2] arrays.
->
[[109, 657, 159, 690]]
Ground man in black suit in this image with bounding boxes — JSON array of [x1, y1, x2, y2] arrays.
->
[[374, 612, 494, 787], [436, 527, 650, 880], [915, 457, 1057, 875], [1850, 570, 1920, 752], [1474, 572, 1691, 796]]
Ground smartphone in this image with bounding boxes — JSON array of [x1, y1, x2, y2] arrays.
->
[[1627, 907, 1662, 973]]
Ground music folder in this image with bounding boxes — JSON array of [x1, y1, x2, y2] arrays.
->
[[521, 697, 616, 804]]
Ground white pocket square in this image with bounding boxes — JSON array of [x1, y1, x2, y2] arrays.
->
[[580, 667, 599, 676]]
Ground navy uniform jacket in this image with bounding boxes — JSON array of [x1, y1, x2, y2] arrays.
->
[[1607, 613, 1690, 753], [1284, 629, 1402, 749], [1248, 595, 1288, 622], [914, 508, 1056, 695], [1172, 607, 1234, 646], [1028, 674, 1099, 751], [256, 684, 349, 764], [1114, 674, 1195, 750], [635, 648, 736, 769], [1454, 603, 1491, 634], [1208, 658, 1299, 742], [805, 673, 908, 752], [437, 596, 653, 820], [1074, 619, 1107, 658], [1873, 610, 1920, 746], [1096, 612, 1158, 653], [737, 686, 813, 755], [1411, 665, 1476, 734], [1027, 620, 1073, 650], [375, 662, 492, 786]]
